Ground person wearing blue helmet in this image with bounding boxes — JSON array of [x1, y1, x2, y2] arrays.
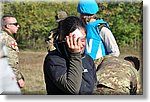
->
[[77, 0, 99, 15], [77, 0, 120, 67]]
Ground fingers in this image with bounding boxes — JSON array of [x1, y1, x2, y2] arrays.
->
[[66, 33, 73, 48], [66, 36, 70, 48], [66, 33, 81, 53], [69, 33, 74, 47], [77, 37, 81, 47], [73, 34, 77, 47], [66, 33, 77, 47]]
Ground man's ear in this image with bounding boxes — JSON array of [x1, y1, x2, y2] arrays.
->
[[4, 25, 8, 28]]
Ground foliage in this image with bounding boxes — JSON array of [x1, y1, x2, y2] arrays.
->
[[2, 1, 143, 50]]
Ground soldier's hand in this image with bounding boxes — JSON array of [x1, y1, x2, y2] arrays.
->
[[18, 79, 25, 88]]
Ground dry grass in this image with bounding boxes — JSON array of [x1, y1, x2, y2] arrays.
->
[[19, 47, 143, 95], [19, 51, 47, 95]]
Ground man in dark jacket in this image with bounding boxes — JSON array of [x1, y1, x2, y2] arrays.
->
[[43, 16, 97, 95]]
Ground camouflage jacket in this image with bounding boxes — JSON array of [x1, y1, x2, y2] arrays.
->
[[0, 31, 23, 81], [0, 40, 21, 94], [96, 56, 138, 95]]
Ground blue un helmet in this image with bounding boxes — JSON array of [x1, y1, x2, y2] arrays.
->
[[77, 0, 99, 15]]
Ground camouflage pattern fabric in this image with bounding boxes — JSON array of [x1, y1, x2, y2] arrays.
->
[[55, 11, 68, 22], [0, 38, 7, 58], [0, 31, 23, 81], [96, 56, 138, 95], [46, 11, 68, 51], [46, 28, 57, 51], [94, 57, 104, 68]]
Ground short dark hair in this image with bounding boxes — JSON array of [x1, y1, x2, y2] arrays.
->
[[57, 16, 86, 41], [1, 14, 15, 26]]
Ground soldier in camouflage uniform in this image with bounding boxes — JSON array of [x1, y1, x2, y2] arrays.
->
[[96, 55, 140, 95], [46, 10, 68, 51], [0, 39, 21, 94], [0, 14, 25, 88]]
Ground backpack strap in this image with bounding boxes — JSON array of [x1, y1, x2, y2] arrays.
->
[[98, 24, 107, 31]]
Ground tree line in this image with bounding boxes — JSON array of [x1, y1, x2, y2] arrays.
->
[[2, 1, 143, 51]]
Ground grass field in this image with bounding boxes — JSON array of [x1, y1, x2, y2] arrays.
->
[[19, 51, 47, 95], [19, 47, 143, 95]]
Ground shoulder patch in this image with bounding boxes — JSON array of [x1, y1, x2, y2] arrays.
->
[[11, 41, 18, 49]]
